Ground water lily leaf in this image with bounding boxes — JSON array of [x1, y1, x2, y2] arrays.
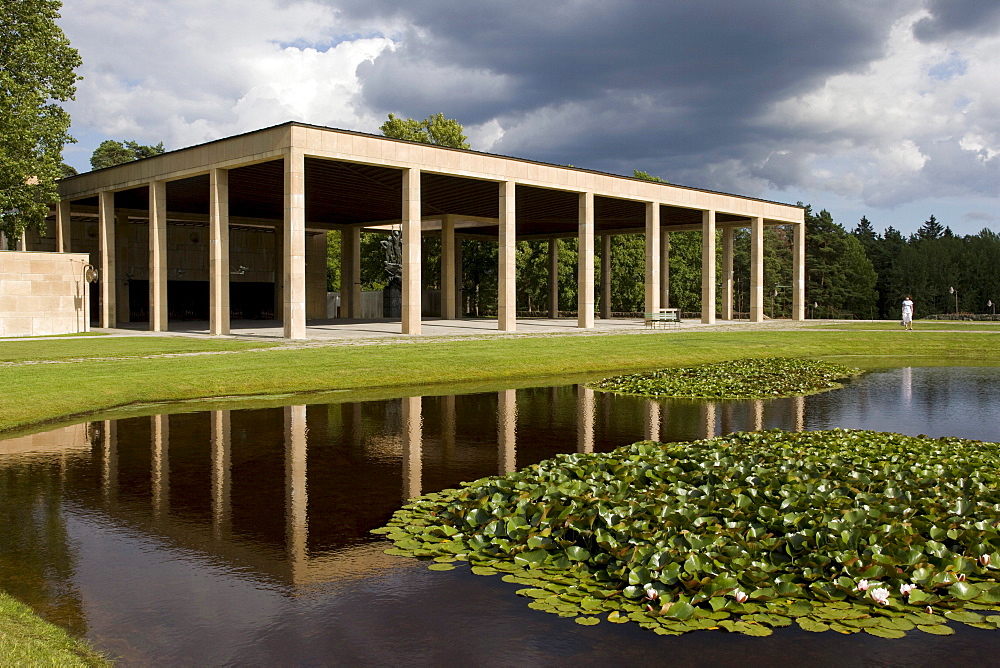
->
[[662, 601, 696, 620], [949, 582, 982, 601], [944, 610, 985, 624], [514, 549, 549, 568], [427, 563, 455, 571], [566, 546, 591, 561], [516, 588, 553, 599], [575, 616, 601, 626], [786, 601, 815, 617], [607, 611, 629, 624], [471, 566, 498, 576], [865, 626, 906, 638], [917, 624, 955, 635], [797, 618, 830, 632]]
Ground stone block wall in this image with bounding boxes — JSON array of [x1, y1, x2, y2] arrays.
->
[[0, 251, 91, 336]]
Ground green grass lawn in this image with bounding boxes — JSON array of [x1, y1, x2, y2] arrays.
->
[[3, 328, 998, 435], [2, 326, 999, 662], [0, 593, 110, 666], [806, 320, 1000, 331]]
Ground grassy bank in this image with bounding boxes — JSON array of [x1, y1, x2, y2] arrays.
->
[[0, 593, 109, 666], [3, 328, 998, 435]]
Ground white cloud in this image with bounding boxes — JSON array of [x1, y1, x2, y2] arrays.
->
[[60, 0, 396, 167]]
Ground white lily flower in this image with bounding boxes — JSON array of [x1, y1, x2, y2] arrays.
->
[[644, 587, 659, 600], [870, 587, 890, 605], [980, 554, 991, 567], [856, 579, 869, 591], [733, 589, 749, 604], [899, 584, 915, 597]]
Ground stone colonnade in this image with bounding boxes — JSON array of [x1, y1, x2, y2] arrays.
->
[[53, 124, 805, 339]]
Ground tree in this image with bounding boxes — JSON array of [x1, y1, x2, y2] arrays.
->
[[632, 169, 669, 184], [802, 205, 877, 318], [380, 113, 470, 149], [914, 214, 944, 242], [90, 140, 166, 170], [0, 0, 81, 242]]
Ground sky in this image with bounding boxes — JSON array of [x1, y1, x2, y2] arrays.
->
[[57, 0, 1000, 237]]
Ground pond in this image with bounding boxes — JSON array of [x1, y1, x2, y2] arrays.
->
[[1, 367, 999, 666]]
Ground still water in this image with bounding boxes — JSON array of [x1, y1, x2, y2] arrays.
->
[[2, 367, 999, 666]]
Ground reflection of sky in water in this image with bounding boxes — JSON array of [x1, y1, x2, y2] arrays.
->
[[801, 367, 1000, 442], [3, 367, 1000, 665]]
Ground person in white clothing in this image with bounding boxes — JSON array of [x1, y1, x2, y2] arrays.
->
[[901, 295, 914, 330]]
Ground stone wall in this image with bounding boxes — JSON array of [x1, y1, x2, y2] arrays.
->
[[0, 251, 92, 337]]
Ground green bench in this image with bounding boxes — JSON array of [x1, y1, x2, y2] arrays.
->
[[644, 309, 681, 329]]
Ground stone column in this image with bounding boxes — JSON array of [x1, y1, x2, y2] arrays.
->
[[499, 181, 517, 331], [750, 216, 764, 323], [98, 191, 116, 328], [660, 230, 670, 308], [548, 238, 559, 318], [577, 385, 595, 453], [273, 224, 283, 321], [348, 227, 362, 318], [115, 212, 130, 324], [284, 405, 308, 573], [497, 389, 517, 474], [722, 226, 734, 320], [401, 396, 422, 499], [792, 221, 806, 321], [441, 216, 456, 319], [283, 150, 307, 339], [56, 200, 71, 252], [211, 410, 231, 539], [644, 202, 660, 314], [149, 181, 168, 331], [401, 169, 422, 334], [701, 209, 716, 324], [338, 229, 353, 318], [209, 168, 230, 335], [454, 236, 464, 318], [600, 234, 612, 319], [578, 192, 595, 329]]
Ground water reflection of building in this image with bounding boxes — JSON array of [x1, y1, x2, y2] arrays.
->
[[0, 386, 811, 607]]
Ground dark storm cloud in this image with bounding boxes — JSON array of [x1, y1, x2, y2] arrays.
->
[[913, 0, 1000, 41], [327, 0, 909, 191]]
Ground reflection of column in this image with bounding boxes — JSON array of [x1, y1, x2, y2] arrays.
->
[[498, 389, 517, 474], [442, 395, 456, 458], [211, 410, 232, 540], [101, 420, 118, 506], [401, 396, 422, 500], [752, 399, 764, 431], [720, 402, 734, 436], [793, 395, 805, 432], [902, 367, 913, 407], [285, 405, 308, 572], [577, 385, 595, 453], [151, 414, 169, 520], [701, 402, 717, 439], [643, 400, 660, 442]]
